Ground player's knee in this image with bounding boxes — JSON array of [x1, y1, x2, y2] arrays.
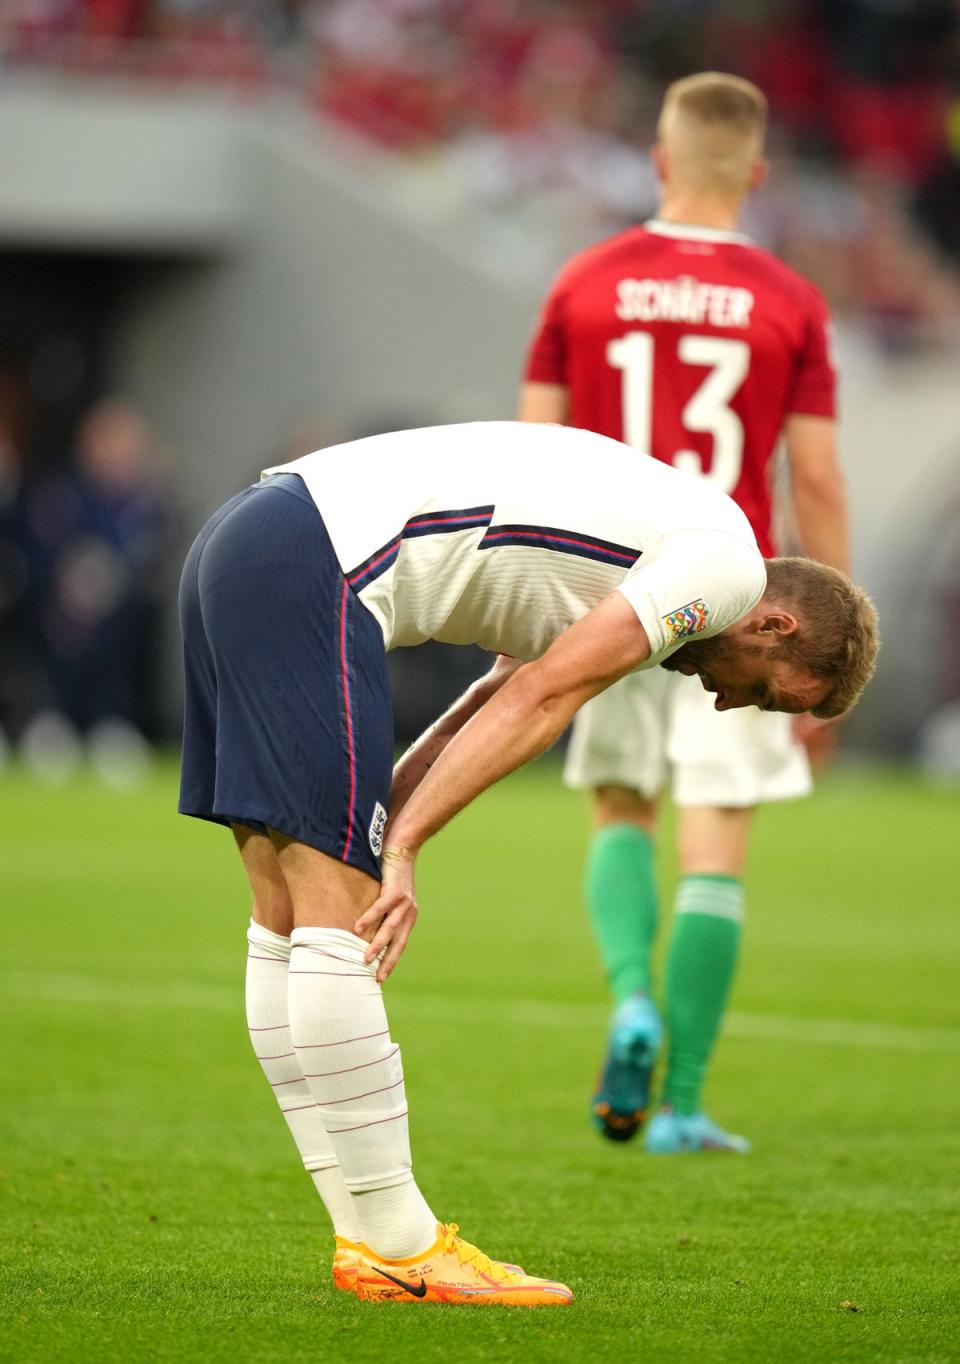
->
[[593, 785, 657, 833], [677, 805, 752, 878], [251, 891, 294, 937], [232, 823, 296, 935]]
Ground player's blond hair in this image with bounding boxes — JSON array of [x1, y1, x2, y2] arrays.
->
[[763, 558, 879, 719], [657, 72, 767, 197]]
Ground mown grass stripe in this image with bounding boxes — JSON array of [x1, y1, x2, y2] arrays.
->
[[3, 970, 958, 1053]]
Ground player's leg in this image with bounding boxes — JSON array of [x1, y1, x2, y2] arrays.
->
[[234, 823, 363, 1286], [264, 833, 436, 1261], [565, 673, 668, 1139], [566, 674, 668, 1006], [589, 784, 660, 1004], [647, 674, 812, 1154], [646, 803, 753, 1153], [586, 785, 663, 1138], [188, 479, 436, 1264], [277, 835, 571, 1306], [177, 476, 398, 1276]]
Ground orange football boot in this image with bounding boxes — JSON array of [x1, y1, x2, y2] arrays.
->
[[332, 1236, 362, 1292], [355, 1223, 572, 1306]]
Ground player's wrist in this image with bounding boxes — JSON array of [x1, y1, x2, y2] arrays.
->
[[381, 841, 420, 867]]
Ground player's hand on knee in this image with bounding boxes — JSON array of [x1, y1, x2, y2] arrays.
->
[[355, 846, 418, 983]]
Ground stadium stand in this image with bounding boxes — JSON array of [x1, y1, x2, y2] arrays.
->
[[2, 0, 960, 348]]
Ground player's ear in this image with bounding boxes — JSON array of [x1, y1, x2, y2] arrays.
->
[[748, 157, 769, 192], [651, 143, 667, 184], [755, 609, 798, 638]]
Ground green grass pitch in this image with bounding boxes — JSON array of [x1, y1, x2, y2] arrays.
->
[[1, 760, 959, 1363]]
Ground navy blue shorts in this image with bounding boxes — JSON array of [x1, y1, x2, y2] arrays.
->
[[178, 474, 393, 881]]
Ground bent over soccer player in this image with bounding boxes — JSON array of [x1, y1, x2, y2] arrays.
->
[[178, 420, 877, 1306]]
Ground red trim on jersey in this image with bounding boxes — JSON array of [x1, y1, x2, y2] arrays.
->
[[348, 506, 496, 590], [338, 577, 358, 864], [479, 523, 640, 568]]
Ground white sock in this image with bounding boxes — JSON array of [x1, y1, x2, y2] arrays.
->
[[288, 927, 437, 1259], [245, 921, 362, 1242]]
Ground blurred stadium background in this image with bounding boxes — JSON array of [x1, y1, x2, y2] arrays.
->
[[1, 0, 960, 774]]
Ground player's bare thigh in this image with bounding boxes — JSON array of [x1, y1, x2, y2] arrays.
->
[[592, 785, 658, 836], [232, 823, 380, 938], [676, 806, 753, 879]]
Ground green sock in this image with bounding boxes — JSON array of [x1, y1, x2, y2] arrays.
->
[[663, 875, 744, 1116], [585, 824, 658, 1006]]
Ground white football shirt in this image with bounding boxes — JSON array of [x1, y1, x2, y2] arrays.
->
[[263, 421, 765, 665]]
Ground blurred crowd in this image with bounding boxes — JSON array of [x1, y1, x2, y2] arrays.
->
[[3, 1, 960, 350], [0, 398, 172, 783]]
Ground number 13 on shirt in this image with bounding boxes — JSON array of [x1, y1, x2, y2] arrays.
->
[[607, 331, 750, 494]]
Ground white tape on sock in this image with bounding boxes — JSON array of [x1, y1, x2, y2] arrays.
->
[[288, 927, 435, 1257], [245, 920, 360, 1239]]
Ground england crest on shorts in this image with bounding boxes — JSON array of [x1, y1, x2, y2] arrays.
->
[[662, 598, 709, 642], [368, 801, 388, 857]]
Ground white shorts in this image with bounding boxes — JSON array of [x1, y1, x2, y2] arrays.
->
[[563, 667, 812, 808]]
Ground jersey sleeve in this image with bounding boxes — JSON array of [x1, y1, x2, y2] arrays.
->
[[787, 288, 837, 418], [617, 530, 767, 667], [523, 273, 569, 385]]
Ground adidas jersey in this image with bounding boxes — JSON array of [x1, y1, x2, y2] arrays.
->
[[264, 421, 765, 666], [523, 220, 837, 556]]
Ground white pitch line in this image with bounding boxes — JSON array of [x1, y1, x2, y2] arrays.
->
[[1, 971, 238, 1012], [2, 970, 958, 1054], [723, 1010, 960, 1053]]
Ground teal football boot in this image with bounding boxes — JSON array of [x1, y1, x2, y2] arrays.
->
[[644, 1107, 751, 1154], [591, 993, 662, 1142]]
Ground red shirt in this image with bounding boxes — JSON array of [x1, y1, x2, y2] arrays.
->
[[523, 221, 836, 556]]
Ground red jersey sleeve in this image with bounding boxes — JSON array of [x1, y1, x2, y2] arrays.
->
[[787, 288, 837, 418], [523, 273, 570, 385]]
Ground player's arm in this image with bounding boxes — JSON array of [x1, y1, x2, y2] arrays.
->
[[356, 593, 651, 980], [784, 414, 849, 748], [518, 264, 571, 423], [389, 654, 524, 826], [784, 414, 850, 575], [517, 381, 570, 425], [389, 594, 650, 844]]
